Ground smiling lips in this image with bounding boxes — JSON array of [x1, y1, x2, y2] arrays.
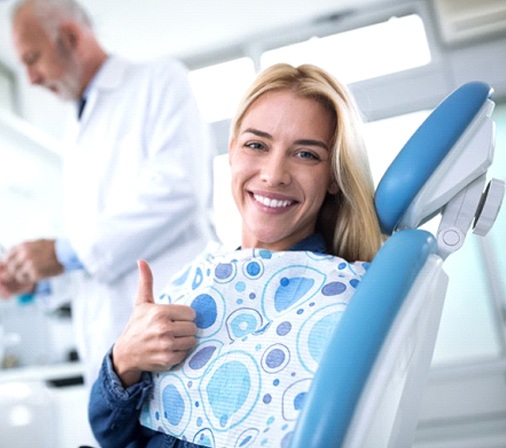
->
[[253, 193, 295, 209]]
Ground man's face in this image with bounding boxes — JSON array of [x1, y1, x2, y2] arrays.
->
[[12, 6, 83, 101]]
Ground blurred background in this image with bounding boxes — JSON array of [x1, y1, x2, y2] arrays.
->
[[0, 0, 505, 446]]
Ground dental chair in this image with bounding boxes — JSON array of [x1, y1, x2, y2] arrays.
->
[[290, 81, 504, 448]]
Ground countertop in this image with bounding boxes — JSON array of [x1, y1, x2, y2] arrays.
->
[[0, 361, 84, 384]]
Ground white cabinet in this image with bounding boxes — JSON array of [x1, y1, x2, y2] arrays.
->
[[0, 363, 96, 448]]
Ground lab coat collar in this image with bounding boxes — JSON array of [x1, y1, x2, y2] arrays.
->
[[92, 55, 130, 92], [76, 55, 128, 128]]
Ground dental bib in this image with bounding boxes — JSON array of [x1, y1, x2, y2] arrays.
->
[[139, 245, 368, 447]]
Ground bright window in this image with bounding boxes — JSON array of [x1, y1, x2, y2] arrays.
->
[[189, 14, 431, 123], [261, 14, 431, 84], [188, 57, 256, 123]]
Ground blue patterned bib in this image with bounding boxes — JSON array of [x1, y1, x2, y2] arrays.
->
[[140, 246, 368, 448]]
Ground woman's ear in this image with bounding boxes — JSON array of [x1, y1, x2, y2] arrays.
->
[[228, 138, 236, 165], [328, 180, 339, 195]]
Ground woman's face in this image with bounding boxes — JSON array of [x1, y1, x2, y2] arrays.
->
[[229, 89, 336, 251]]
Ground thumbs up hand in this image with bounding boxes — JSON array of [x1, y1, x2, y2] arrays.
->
[[135, 258, 156, 306], [112, 260, 197, 387]]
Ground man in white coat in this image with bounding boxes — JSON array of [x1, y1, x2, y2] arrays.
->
[[0, 0, 215, 384]]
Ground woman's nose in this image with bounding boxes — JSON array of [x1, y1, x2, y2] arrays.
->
[[260, 152, 291, 186]]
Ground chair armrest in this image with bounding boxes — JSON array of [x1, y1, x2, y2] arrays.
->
[[290, 229, 437, 448]]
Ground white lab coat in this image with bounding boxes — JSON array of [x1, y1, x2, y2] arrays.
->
[[56, 55, 216, 384]]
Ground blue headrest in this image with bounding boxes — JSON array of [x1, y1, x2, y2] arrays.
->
[[375, 82, 493, 235]]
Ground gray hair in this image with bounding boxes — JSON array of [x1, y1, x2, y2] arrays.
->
[[12, 0, 93, 40]]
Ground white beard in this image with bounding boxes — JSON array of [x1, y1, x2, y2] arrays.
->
[[45, 39, 84, 102], [47, 60, 83, 101]]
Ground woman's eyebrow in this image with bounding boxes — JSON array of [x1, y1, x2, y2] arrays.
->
[[242, 128, 329, 151], [242, 128, 272, 139], [294, 139, 329, 151]]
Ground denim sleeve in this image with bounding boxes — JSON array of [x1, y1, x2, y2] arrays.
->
[[88, 347, 154, 448]]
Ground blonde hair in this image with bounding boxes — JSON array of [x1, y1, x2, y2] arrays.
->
[[230, 63, 382, 261]]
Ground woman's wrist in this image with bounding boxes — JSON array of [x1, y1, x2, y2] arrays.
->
[[111, 343, 142, 387]]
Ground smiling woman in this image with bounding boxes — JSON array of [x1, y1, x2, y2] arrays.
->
[[228, 63, 382, 261], [88, 63, 383, 448]]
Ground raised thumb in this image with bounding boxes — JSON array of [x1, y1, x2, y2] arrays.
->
[[135, 259, 155, 305]]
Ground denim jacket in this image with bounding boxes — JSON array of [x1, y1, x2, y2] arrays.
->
[[89, 351, 203, 448], [88, 234, 327, 447]]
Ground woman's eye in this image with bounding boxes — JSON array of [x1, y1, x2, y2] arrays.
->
[[297, 150, 320, 161], [244, 141, 265, 151]]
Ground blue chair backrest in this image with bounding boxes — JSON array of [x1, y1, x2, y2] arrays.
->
[[376, 81, 493, 235]]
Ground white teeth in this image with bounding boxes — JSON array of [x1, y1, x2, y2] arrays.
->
[[253, 194, 292, 208]]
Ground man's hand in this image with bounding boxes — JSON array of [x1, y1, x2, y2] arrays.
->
[[112, 259, 198, 387], [0, 261, 35, 299], [3, 239, 63, 284]]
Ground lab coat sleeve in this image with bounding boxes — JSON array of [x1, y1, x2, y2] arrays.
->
[[71, 59, 214, 284], [55, 238, 84, 270]]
